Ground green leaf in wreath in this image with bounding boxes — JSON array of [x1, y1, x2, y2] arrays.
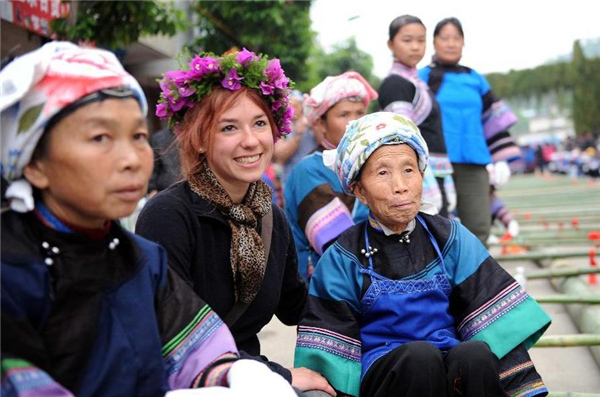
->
[[17, 105, 43, 134]]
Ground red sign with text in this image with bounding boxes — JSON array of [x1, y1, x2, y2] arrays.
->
[[7, 0, 70, 37]]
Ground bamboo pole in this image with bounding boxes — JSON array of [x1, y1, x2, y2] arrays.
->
[[499, 250, 593, 262], [534, 334, 600, 347], [533, 295, 600, 304], [491, 240, 594, 249], [512, 207, 599, 217], [550, 272, 600, 369], [523, 267, 600, 279]]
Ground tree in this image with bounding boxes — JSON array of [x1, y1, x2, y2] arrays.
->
[[571, 40, 600, 135], [189, 0, 314, 86], [298, 37, 379, 98], [50, 1, 186, 50]]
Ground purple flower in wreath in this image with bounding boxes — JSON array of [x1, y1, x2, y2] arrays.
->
[[264, 59, 284, 82], [164, 70, 188, 86], [260, 81, 275, 96], [282, 104, 294, 121], [169, 97, 189, 112], [273, 75, 289, 89], [271, 98, 283, 112], [279, 121, 292, 135], [177, 84, 195, 98], [188, 56, 221, 79], [279, 92, 290, 106], [237, 47, 259, 65], [222, 69, 244, 91], [156, 102, 170, 118], [159, 73, 179, 94], [159, 78, 172, 94]]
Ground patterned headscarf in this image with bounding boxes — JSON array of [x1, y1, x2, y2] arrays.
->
[[1, 41, 146, 212], [304, 71, 378, 126], [324, 112, 429, 195]]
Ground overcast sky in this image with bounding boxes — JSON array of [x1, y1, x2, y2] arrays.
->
[[310, 0, 600, 78]]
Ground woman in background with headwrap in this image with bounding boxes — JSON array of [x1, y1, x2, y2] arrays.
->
[[283, 71, 378, 280], [135, 49, 334, 396], [378, 14, 455, 218], [0, 42, 299, 397], [294, 112, 550, 397]]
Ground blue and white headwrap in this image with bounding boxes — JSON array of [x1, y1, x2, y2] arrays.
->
[[324, 112, 429, 195]]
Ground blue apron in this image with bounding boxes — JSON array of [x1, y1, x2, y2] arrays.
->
[[359, 215, 460, 379]]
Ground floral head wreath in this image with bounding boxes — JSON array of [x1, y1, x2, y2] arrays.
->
[[156, 48, 294, 139]]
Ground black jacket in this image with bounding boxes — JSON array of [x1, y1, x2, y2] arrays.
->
[[136, 181, 307, 381]]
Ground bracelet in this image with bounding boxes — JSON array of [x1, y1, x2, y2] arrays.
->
[[193, 353, 239, 388]]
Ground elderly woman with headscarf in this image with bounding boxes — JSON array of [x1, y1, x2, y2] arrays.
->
[[283, 71, 378, 280], [0, 42, 299, 397], [293, 112, 551, 397]]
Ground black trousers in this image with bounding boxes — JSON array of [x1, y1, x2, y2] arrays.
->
[[361, 341, 505, 397]]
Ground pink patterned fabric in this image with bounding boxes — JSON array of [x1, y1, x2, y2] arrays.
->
[[304, 71, 377, 126]]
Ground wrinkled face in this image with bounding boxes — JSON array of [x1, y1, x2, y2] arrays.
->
[[316, 100, 367, 146], [24, 98, 153, 229], [354, 144, 423, 233], [206, 94, 274, 203], [388, 22, 426, 68], [433, 23, 464, 65]]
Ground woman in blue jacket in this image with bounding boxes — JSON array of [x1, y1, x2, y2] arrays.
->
[[419, 17, 521, 244]]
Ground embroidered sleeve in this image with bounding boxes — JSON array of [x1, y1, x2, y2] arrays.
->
[[294, 243, 363, 396], [447, 222, 551, 359], [499, 344, 548, 396], [158, 268, 238, 389], [303, 196, 354, 255], [1, 358, 73, 397], [481, 90, 521, 163]]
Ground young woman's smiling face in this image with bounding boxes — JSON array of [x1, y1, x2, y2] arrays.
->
[[206, 94, 274, 203]]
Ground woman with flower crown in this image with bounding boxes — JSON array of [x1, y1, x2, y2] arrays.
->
[[136, 48, 335, 396]]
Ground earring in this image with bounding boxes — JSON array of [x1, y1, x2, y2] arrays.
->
[[199, 148, 205, 154]]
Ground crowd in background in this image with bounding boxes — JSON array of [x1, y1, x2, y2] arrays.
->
[[519, 130, 600, 179]]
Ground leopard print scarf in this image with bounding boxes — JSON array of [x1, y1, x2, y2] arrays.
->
[[189, 165, 272, 303]]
